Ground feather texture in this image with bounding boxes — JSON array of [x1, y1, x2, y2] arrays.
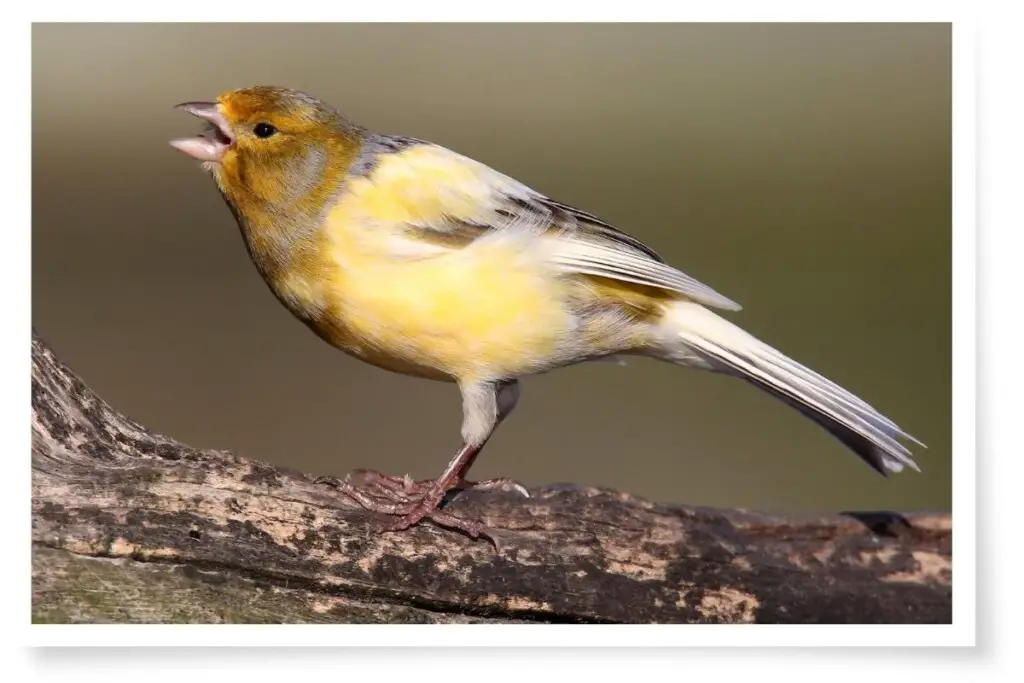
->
[[354, 137, 742, 311], [661, 302, 923, 474], [173, 86, 923, 483]]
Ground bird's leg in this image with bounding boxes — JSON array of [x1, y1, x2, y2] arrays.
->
[[373, 379, 506, 534], [449, 380, 530, 497], [375, 440, 487, 534], [340, 380, 528, 504], [316, 467, 495, 540], [321, 380, 527, 542]]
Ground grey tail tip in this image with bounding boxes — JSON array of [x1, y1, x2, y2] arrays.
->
[[872, 437, 925, 477], [744, 373, 926, 477]]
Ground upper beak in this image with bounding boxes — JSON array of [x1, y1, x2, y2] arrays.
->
[[170, 101, 234, 163]]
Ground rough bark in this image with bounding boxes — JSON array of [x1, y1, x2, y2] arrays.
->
[[30, 331, 951, 624]]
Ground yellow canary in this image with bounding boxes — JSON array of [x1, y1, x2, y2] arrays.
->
[[171, 85, 923, 541]]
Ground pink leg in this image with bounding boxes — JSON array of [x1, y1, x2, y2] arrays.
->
[[317, 380, 525, 545], [315, 443, 498, 541], [375, 442, 484, 532]]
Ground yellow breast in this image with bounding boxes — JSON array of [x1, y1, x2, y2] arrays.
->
[[288, 185, 575, 382]]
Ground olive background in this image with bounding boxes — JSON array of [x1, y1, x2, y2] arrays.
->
[[31, 23, 951, 514]]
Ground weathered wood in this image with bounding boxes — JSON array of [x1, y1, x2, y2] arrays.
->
[[31, 331, 951, 624]]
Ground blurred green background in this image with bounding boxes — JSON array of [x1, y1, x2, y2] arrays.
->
[[31, 23, 950, 514]]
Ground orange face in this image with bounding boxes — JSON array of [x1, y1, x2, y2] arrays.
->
[[170, 86, 362, 205], [172, 86, 340, 162]]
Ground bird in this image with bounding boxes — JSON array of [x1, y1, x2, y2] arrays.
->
[[170, 85, 923, 543]]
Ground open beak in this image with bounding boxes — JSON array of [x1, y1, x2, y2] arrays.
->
[[170, 101, 234, 163]]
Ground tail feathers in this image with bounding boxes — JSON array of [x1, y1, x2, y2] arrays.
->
[[662, 303, 923, 475]]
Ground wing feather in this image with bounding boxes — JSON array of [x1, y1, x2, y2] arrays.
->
[[360, 137, 742, 311]]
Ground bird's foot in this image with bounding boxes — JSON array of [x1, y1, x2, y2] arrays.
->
[[348, 468, 530, 501], [374, 483, 488, 538], [344, 468, 434, 498], [457, 477, 531, 499], [314, 472, 505, 548]]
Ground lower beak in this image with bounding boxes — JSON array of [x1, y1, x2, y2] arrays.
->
[[170, 101, 234, 163]]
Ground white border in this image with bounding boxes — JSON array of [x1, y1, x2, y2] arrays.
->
[[11, 1, 978, 658], [25, 623, 970, 648]]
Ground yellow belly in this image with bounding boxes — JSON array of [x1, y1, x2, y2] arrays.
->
[[304, 238, 575, 382]]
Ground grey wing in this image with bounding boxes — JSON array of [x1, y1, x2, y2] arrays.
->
[[532, 196, 742, 311], [385, 139, 741, 311]]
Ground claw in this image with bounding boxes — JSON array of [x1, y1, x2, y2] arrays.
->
[[378, 506, 503, 550], [318, 470, 501, 546], [319, 443, 521, 550], [457, 477, 531, 499]]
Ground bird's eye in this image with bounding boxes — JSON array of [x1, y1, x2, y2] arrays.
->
[[253, 122, 277, 139]]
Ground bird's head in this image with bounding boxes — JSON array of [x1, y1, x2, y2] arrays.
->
[[171, 85, 363, 208]]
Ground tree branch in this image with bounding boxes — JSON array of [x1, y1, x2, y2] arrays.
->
[[31, 331, 951, 624]]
